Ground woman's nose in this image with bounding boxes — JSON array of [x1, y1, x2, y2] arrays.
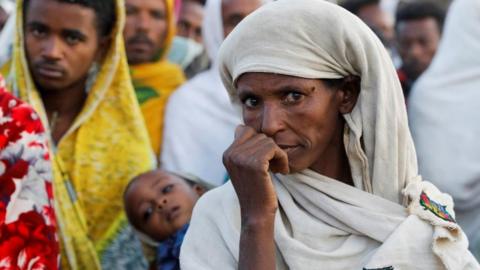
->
[[260, 104, 285, 137]]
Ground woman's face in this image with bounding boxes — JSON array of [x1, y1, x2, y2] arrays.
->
[[236, 72, 358, 174]]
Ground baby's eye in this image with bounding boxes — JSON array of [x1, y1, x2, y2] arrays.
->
[[162, 184, 174, 194], [143, 207, 153, 221], [284, 91, 304, 104]]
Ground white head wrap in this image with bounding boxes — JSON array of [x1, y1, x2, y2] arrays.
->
[[220, 0, 416, 204], [408, 0, 480, 259]]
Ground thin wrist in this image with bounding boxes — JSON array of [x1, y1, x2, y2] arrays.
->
[[241, 212, 276, 232]]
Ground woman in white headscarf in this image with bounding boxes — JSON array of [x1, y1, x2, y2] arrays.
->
[[408, 0, 480, 260], [161, 0, 266, 186], [180, 0, 479, 269]]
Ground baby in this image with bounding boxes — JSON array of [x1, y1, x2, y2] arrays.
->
[[124, 169, 211, 270]]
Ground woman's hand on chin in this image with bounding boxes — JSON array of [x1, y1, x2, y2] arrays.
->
[[223, 125, 289, 222]]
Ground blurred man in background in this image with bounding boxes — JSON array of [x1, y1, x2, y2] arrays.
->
[[395, 1, 445, 99], [169, 0, 210, 78], [342, 0, 395, 48], [124, 0, 185, 157]]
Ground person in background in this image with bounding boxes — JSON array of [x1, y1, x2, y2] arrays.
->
[[408, 0, 480, 260], [0, 1, 14, 67], [161, 0, 267, 187], [125, 0, 185, 157], [0, 0, 13, 31], [341, 0, 395, 49], [124, 169, 212, 270], [0, 75, 59, 269], [395, 1, 445, 99], [4, 0, 154, 268], [177, 0, 204, 44], [180, 1, 479, 269], [168, 0, 210, 79]]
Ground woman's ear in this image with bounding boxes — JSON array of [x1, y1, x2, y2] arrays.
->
[[193, 184, 206, 196], [338, 76, 360, 114]]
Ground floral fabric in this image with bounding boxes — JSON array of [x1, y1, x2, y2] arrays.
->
[[0, 77, 59, 269]]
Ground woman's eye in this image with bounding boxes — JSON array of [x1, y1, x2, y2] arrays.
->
[[162, 184, 173, 194], [243, 97, 259, 108], [284, 92, 304, 103], [143, 207, 153, 221]]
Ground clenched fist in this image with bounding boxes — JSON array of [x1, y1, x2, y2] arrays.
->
[[223, 125, 289, 220]]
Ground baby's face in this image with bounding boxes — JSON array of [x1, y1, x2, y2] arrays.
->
[[125, 171, 202, 241]]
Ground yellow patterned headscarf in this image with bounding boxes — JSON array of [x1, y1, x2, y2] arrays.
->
[[8, 0, 154, 269], [130, 0, 185, 157]]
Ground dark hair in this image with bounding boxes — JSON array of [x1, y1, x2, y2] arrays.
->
[[123, 170, 202, 201], [395, 2, 446, 33], [341, 0, 380, 15], [23, 0, 116, 37]]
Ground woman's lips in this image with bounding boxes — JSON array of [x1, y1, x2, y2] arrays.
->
[[279, 145, 300, 155]]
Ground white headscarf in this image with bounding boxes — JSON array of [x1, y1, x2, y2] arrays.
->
[[181, 1, 479, 269], [160, 0, 242, 185], [220, 0, 415, 205], [408, 0, 480, 259]]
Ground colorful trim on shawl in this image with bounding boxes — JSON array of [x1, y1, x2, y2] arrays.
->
[[419, 191, 456, 223]]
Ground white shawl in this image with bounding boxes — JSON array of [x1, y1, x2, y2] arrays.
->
[[181, 0, 479, 269], [408, 0, 480, 260], [160, 0, 242, 186]]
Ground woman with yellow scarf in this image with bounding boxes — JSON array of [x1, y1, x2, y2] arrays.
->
[[4, 0, 154, 269], [124, 0, 186, 157]]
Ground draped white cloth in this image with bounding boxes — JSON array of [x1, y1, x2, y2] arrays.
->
[[408, 0, 480, 260], [180, 0, 479, 269], [160, 0, 242, 185]]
